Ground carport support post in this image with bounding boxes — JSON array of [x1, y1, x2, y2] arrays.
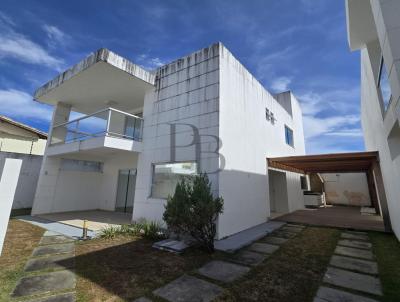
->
[[371, 161, 392, 233]]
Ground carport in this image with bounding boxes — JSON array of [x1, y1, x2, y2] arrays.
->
[[268, 151, 392, 232]]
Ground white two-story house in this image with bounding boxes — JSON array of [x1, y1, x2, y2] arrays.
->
[[31, 43, 306, 239]]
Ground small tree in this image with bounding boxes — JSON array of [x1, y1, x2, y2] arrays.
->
[[163, 173, 223, 252]]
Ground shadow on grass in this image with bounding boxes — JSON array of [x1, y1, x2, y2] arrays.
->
[[56, 236, 213, 301]]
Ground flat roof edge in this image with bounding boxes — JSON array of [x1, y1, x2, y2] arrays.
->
[[34, 48, 156, 100]]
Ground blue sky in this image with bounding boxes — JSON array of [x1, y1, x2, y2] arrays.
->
[[0, 0, 363, 154]]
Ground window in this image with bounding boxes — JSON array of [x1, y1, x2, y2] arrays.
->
[[60, 159, 103, 173], [378, 57, 392, 112], [300, 176, 309, 190], [285, 125, 294, 147], [151, 162, 197, 199]]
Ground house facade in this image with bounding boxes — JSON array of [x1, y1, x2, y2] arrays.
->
[[346, 0, 400, 239], [31, 43, 306, 239]]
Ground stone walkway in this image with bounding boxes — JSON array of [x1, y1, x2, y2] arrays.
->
[[135, 223, 306, 302], [11, 230, 76, 302], [314, 230, 382, 302]]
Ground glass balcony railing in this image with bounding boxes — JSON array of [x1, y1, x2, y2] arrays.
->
[[50, 108, 143, 145]]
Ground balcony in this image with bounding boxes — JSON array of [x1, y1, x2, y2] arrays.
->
[[47, 108, 144, 156]]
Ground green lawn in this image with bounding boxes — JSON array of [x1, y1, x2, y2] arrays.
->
[[370, 232, 400, 302], [0, 219, 44, 301]]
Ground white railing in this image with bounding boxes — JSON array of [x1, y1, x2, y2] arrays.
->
[[50, 108, 143, 145]]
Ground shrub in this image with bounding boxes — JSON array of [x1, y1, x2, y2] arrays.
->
[[163, 173, 224, 252], [98, 220, 166, 240]]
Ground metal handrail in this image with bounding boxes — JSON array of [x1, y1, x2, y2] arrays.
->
[[53, 107, 143, 128]]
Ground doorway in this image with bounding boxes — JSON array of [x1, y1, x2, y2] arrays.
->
[[115, 169, 137, 213], [268, 169, 289, 217]]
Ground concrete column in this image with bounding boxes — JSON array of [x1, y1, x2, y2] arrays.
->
[[0, 158, 22, 255], [49, 102, 71, 145]]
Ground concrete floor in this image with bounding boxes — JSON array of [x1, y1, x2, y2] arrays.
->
[[37, 210, 132, 231], [274, 206, 385, 232]]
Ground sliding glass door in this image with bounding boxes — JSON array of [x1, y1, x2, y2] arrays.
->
[[115, 169, 136, 213]]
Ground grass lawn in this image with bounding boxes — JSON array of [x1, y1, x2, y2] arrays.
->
[[2, 220, 400, 302], [0, 219, 44, 301], [370, 232, 400, 302], [75, 235, 214, 301], [215, 226, 340, 302]]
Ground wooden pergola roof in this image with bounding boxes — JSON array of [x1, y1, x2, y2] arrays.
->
[[268, 151, 379, 174]]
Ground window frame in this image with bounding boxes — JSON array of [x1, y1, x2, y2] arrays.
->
[[284, 125, 294, 147], [377, 56, 392, 115], [150, 161, 198, 199]]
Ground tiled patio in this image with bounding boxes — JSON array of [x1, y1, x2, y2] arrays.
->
[[37, 210, 131, 231], [274, 205, 385, 232]]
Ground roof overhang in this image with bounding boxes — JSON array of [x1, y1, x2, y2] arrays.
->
[[268, 151, 379, 174], [346, 0, 378, 51], [34, 48, 156, 114]]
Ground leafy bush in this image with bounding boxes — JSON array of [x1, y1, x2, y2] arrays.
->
[[99, 220, 166, 240], [163, 173, 224, 252]]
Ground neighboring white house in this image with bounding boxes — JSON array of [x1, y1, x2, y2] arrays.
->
[[346, 0, 400, 239], [0, 115, 47, 155], [31, 43, 306, 239], [0, 115, 47, 211]]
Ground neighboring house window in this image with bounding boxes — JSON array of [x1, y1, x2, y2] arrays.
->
[[60, 159, 103, 173], [151, 162, 197, 199], [285, 125, 294, 147], [378, 57, 392, 112], [300, 176, 309, 190]]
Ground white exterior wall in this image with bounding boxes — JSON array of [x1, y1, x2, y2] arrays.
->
[[351, 0, 400, 239], [133, 44, 220, 223], [321, 173, 371, 206], [0, 152, 43, 209], [218, 45, 305, 238]]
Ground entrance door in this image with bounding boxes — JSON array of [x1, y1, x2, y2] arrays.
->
[[115, 169, 137, 213]]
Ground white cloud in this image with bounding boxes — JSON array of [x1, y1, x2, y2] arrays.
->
[[270, 77, 291, 92], [42, 24, 68, 47], [303, 114, 360, 139], [0, 89, 53, 121], [0, 12, 63, 70], [136, 54, 166, 70]]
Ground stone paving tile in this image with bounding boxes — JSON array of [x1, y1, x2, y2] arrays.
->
[[32, 243, 75, 257], [248, 243, 279, 254], [24, 253, 75, 272], [198, 260, 250, 282], [314, 286, 379, 302], [341, 233, 369, 241], [229, 250, 267, 266], [323, 267, 382, 296], [338, 239, 372, 250], [153, 274, 222, 302], [330, 255, 378, 275], [26, 292, 76, 302], [259, 236, 288, 245], [40, 235, 74, 246], [335, 246, 374, 260], [12, 270, 76, 297], [132, 297, 152, 302], [346, 230, 367, 235]]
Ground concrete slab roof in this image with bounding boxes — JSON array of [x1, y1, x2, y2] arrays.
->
[[345, 0, 378, 51], [34, 48, 155, 114]]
